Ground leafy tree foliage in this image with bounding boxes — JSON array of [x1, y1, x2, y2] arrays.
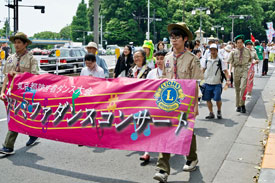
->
[[71, 0, 89, 43], [21, 0, 275, 45], [32, 31, 60, 39], [59, 25, 71, 40]]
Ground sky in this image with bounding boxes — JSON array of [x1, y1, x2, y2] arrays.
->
[[0, 0, 89, 37]]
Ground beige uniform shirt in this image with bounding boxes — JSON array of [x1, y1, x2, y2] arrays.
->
[[227, 47, 252, 68], [3, 52, 39, 75], [162, 51, 203, 80]]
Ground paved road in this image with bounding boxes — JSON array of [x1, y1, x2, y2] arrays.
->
[[0, 64, 274, 183]]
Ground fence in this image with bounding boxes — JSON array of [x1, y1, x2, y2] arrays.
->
[[0, 58, 115, 88]]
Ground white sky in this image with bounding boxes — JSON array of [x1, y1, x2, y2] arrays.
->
[[0, 0, 89, 37]]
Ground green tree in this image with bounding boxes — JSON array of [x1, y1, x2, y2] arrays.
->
[[59, 25, 72, 40], [71, 0, 89, 43], [0, 19, 10, 38], [32, 31, 60, 39]]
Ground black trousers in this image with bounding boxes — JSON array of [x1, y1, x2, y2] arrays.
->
[[262, 59, 269, 74]]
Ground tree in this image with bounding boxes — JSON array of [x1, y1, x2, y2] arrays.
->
[[0, 19, 10, 38], [32, 31, 60, 39], [71, 0, 89, 43], [59, 25, 72, 40]]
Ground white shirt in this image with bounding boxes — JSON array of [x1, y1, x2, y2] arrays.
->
[[80, 64, 105, 78], [146, 67, 163, 79], [264, 47, 269, 59], [202, 56, 227, 84]]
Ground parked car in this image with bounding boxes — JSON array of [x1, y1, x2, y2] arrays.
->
[[106, 45, 119, 55], [38, 47, 87, 74], [98, 44, 106, 55]]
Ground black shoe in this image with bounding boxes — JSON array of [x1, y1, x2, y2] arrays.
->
[[241, 105, 246, 113], [26, 136, 39, 146], [217, 111, 222, 119], [0, 147, 14, 155], [205, 112, 215, 119], [236, 107, 241, 112]]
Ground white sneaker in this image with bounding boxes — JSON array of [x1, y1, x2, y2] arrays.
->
[[153, 172, 168, 183], [183, 159, 198, 172]]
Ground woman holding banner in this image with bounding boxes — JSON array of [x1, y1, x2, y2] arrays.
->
[[127, 50, 151, 164], [127, 50, 151, 79]]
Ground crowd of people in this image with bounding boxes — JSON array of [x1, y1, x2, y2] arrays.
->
[[0, 21, 275, 183]]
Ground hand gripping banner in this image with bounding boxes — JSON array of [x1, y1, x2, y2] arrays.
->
[[4, 73, 197, 155]]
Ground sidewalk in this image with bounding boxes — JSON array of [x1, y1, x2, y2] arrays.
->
[[259, 68, 275, 183], [212, 65, 275, 183]]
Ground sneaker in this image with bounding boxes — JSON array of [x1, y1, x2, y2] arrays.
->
[[153, 171, 168, 183], [26, 136, 39, 146], [205, 112, 215, 119], [183, 159, 198, 172], [0, 147, 15, 155], [217, 111, 222, 119], [236, 107, 241, 112], [241, 105, 246, 113], [140, 154, 150, 162]]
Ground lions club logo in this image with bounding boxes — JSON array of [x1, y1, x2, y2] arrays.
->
[[154, 80, 185, 112]]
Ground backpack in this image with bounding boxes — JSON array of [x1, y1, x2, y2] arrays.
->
[[205, 58, 226, 83]]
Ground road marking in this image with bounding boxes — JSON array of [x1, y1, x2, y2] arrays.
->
[[0, 118, 7, 122]]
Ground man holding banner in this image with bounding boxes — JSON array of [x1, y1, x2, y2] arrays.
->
[[153, 22, 203, 183], [228, 35, 257, 113], [0, 32, 39, 155]]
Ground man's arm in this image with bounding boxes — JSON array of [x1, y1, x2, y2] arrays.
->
[[0, 75, 8, 100]]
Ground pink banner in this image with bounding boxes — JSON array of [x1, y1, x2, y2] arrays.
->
[[243, 63, 255, 101], [4, 73, 197, 155]]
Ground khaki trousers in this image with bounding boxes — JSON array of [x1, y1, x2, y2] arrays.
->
[[156, 134, 197, 175]]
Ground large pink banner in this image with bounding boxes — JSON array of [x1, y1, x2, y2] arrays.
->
[[4, 73, 196, 155]]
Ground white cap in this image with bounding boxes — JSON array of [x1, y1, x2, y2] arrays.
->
[[86, 42, 98, 49], [209, 44, 218, 50]]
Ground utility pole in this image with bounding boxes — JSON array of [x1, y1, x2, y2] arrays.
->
[[8, 0, 11, 36], [14, 0, 18, 33], [93, 0, 100, 44], [153, 9, 156, 43], [182, 0, 185, 21], [147, 0, 150, 40]]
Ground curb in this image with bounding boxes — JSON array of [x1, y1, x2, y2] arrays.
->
[[259, 102, 275, 182]]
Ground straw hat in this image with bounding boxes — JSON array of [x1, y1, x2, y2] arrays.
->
[[167, 22, 193, 41], [9, 32, 32, 45]]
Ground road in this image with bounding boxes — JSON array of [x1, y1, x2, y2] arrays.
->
[[0, 64, 274, 183]]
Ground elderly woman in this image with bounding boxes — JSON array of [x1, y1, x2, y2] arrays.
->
[[127, 50, 151, 78]]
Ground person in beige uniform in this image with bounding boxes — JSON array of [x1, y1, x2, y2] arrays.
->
[[0, 32, 39, 155], [153, 22, 203, 183], [228, 35, 257, 113]]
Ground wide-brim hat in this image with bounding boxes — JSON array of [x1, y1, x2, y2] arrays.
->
[[9, 32, 32, 45], [234, 34, 245, 42], [224, 45, 232, 51], [167, 22, 193, 41], [86, 42, 98, 49]]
